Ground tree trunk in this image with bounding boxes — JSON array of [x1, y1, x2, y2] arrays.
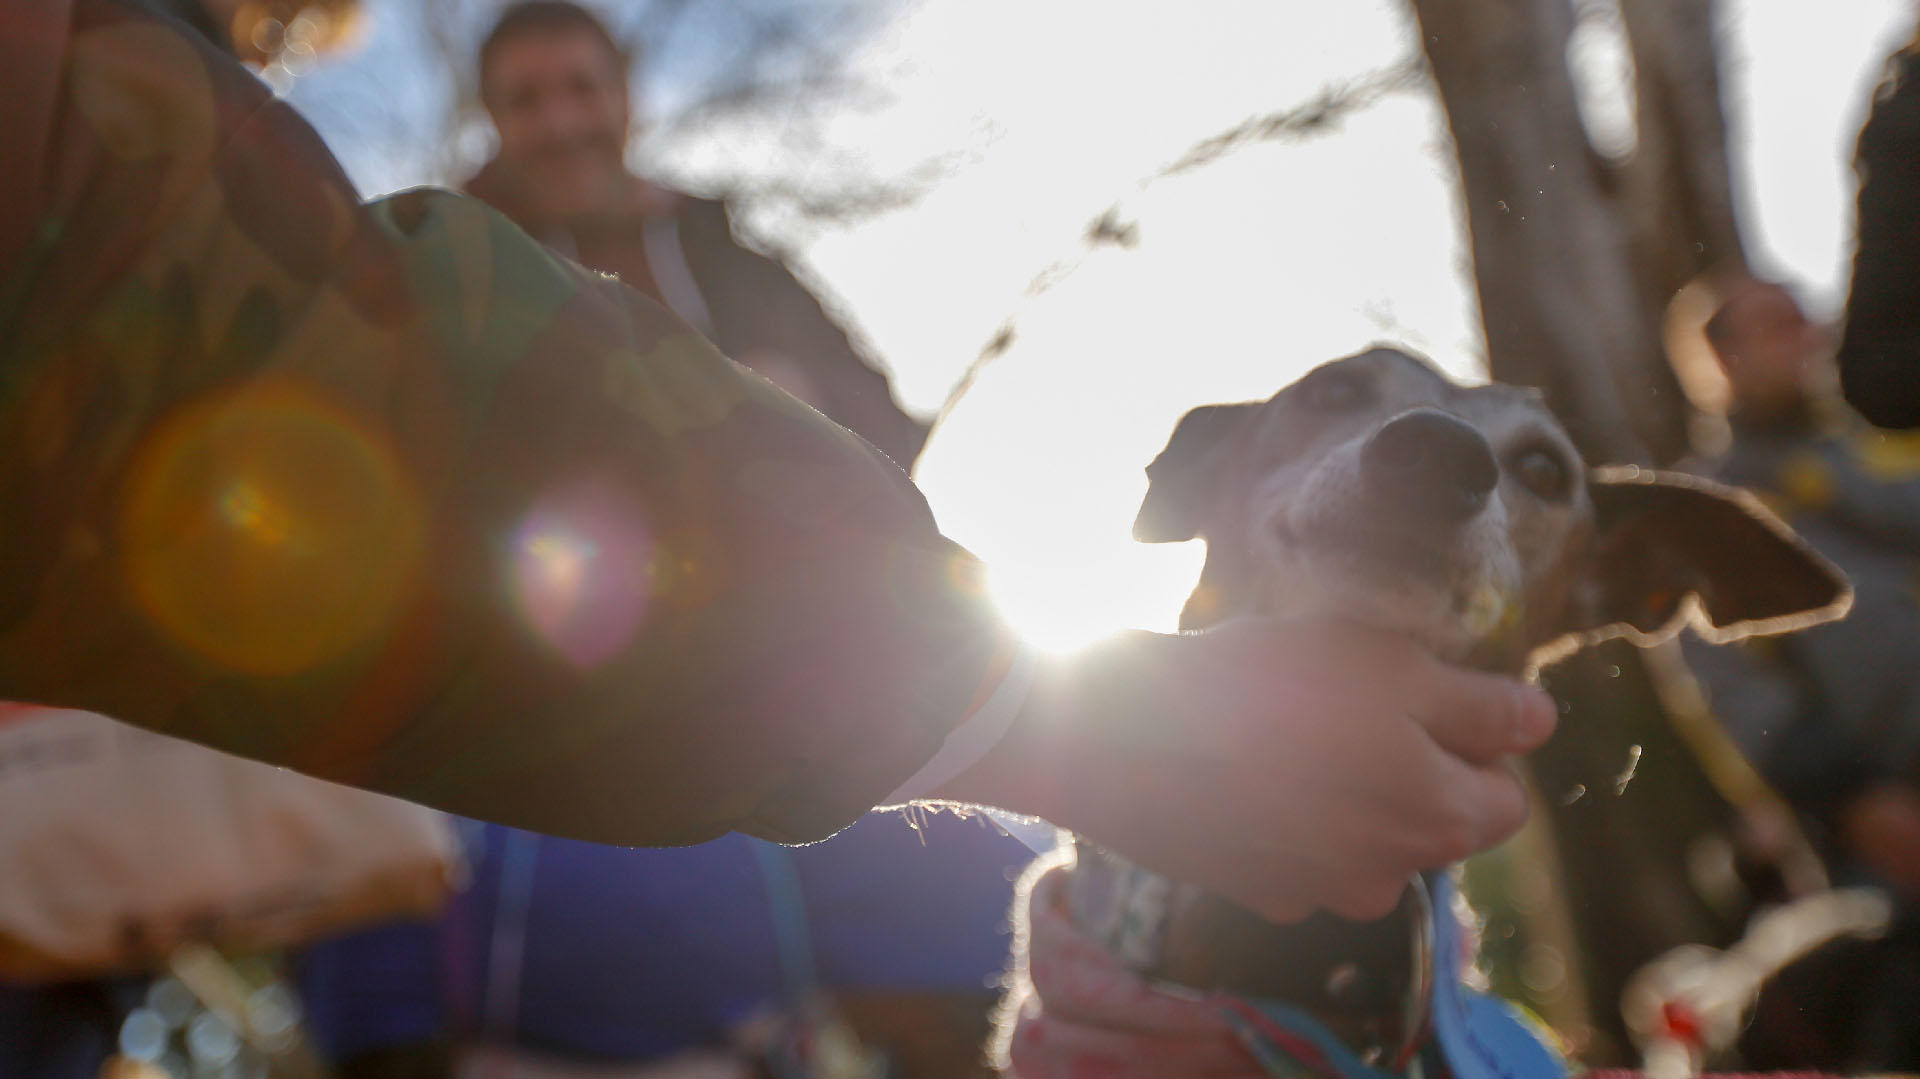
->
[[1410, 0, 1763, 1063], [1616, 0, 1749, 329], [1407, 0, 1696, 466]]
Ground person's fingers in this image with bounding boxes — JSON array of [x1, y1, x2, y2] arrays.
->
[[998, 623, 1550, 926], [1415, 755, 1533, 864], [1414, 663, 1558, 765]]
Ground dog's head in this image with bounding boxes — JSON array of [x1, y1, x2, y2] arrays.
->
[[1135, 347, 1850, 672]]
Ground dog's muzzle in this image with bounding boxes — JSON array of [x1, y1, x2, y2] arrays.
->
[[1361, 409, 1499, 525]]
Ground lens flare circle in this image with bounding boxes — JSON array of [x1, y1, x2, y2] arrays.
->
[[509, 478, 655, 669], [119, 378, 426, 675]]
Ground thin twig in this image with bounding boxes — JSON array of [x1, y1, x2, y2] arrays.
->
[[929, 57, 1426, 433]]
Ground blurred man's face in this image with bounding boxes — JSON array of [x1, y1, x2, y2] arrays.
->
[[1711, 284, 1828, 416], [482, 29, 632, 221]]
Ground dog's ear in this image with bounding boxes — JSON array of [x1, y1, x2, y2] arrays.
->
[[1134, 403, 1260, 543], [1558, 466, 1851, 653]]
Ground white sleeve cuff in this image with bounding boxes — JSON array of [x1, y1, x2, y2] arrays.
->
[[883, 643, 1041, 804]]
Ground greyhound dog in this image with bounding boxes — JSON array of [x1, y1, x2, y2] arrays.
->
[[999, 346, 1851, 1077]]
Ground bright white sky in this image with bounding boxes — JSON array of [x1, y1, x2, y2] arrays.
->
[[291, 0, 1917, 650]]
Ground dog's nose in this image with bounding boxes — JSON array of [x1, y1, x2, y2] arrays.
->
[[1360, 409, 1499, 522]]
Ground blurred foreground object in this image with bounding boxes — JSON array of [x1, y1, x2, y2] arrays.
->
[[1623, 889, 1892, 1079], [0, 705, 455, 1078], [95, 945, 329, 1079], [0, 706, 457, 983]]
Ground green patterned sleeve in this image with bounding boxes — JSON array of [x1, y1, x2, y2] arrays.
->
[[0, 0, 1010, 845]]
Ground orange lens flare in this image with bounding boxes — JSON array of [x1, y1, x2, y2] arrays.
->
[[119, 378, 426, 675]]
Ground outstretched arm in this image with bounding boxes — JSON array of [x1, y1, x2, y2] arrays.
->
[[0, 0, 1555, 922], [0, 0, 1003, 845]]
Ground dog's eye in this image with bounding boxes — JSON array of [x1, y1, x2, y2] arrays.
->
[[1512, 447, 1571, 500], [1302, 373, 1370, 412]]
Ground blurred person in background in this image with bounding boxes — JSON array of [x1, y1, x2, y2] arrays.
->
[[464, 0, 928, 468], [1682, 273, 1920, 1070], [1837, 23, 1920, 428], [0, 1, 1561, 1074]]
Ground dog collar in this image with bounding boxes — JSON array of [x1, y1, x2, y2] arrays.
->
[[1216, 875, 1567, 1079], [1065, 853, 1569, 1079]]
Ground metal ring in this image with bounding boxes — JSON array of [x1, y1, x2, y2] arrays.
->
[[1391, 873, 1438, 1071]]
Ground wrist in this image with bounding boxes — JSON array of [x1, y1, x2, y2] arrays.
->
[[923, 648, 1079, 819], [885, 643, 1044, 807], [926, 630, 1173, 823]]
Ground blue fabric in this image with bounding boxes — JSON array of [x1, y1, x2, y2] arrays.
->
[[300, 810, 1031, 1063], [1426, 875, 1567, 1079], [297, 920, 446, 1062]]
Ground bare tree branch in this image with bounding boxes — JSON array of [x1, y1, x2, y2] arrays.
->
[[1162, 60, 1426, 176], [1410, 0, 1675, 465], [1614, 0, 1746, 289], [712, 150, 974, 232]]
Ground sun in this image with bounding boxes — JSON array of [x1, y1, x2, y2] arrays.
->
[[980, 542, 1207, 654]]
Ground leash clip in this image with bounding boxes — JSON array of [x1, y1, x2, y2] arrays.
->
[[1389, 874, 1436, 1071]]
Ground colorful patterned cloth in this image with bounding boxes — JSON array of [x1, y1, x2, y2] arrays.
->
[[0, 0, 1010, 846], [1006, 865, 1574, 1079]]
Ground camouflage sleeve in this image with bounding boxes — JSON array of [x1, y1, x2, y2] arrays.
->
[[0, 0, 1010, 845]]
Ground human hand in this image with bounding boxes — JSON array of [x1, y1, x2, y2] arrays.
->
[[932, 617, 1557, 923]]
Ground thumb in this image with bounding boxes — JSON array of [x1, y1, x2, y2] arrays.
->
[[1434, 756, 1535, 859], [1415, 664, 1557, 765]]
